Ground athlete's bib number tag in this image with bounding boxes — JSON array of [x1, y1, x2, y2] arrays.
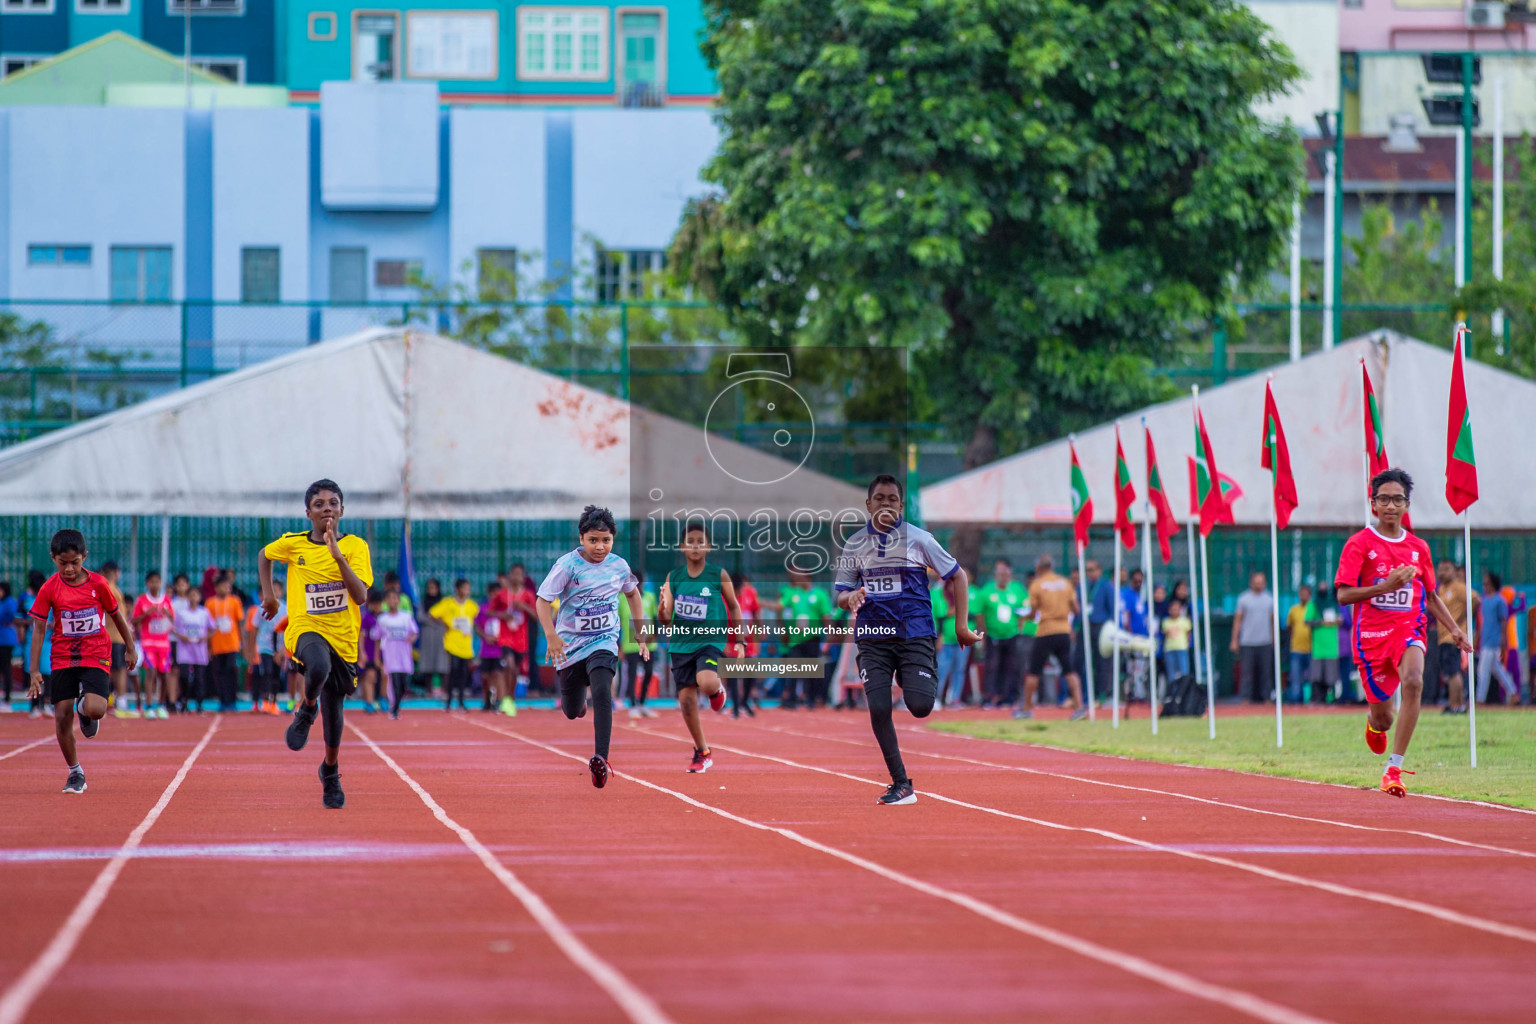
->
[[576, 611, 614, 634], [866, 574, 902, 599], [1372, 585, 1415, 612], [149, 616, 172, 634], [998, 605, 1013, 622], [485, 619, 501, 638], [452, 617, 472, 636], [60, 608, 102, 636], [388, 627, 411, 641], [675, 595, 708, 620], [216, 616, 233, 634], [305, 582, 348, 615]]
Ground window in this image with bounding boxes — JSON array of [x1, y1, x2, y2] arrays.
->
[[595, 248, 664, 302], [76, 0, 127, 10], [308, 11, 337, 40], [0, 0, 54, 13], [477, 248, 518, 293], [28, 245, 91, 267], [192, 57, 244, 83], [408, 11, 496, 79], [110, 247, 172, 303], [241, 247, 280, 303], [1, 55, 50, 78], [618, 10, 663, 107], [519, 7, 607, 81], [166, 0, 243, 13], [354, 13, 397, 82], [330, 247, 367, 303], [374, 259, 421, 289]]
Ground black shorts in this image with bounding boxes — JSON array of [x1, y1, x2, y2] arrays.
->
[[480, 654, 505, 672], [556, 649, 618, 690], [49, 666, 111, 704], [856, 636, 938, 697], [1437, 642, 1463, 680], [671, 646, 722, 689], [110, 643, 127, 671], [291, 632, 359, 696], [1028, 632, 1073, 676]]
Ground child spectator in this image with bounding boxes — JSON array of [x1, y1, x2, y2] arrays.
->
[[476, 582, 511, 715], [431, 579, 477, 711], [417, 579, 448, 698], [373, 590, 419, 719], [206, 573, 244, 712], [174, 587, 214, 713], [1161, 598, 1193, 681], [359, 589, 384, 713]]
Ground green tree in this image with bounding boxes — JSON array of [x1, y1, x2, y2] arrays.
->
[[673, 0, 1304, 487]]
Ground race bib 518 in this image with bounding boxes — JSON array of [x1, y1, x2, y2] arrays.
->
[[305, 581, 348, 615], [866, 574, 902, 599]]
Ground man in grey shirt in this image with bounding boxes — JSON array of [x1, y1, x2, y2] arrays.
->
[[1230, 572, 1275, 703]]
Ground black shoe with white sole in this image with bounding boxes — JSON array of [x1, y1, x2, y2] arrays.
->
[[76, 699, 99, 738], [877, 780, 916, 805], [62, 769, 87, 794]]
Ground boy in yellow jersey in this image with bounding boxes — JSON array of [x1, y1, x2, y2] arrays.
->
[[258, 479, 373, 809]]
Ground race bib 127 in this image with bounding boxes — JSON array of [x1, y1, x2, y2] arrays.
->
[[60, 607, 102, 636]]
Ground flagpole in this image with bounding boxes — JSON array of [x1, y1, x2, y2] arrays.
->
[[1077, 540, 1096, 722], [1193, 384, 1217, 739], [1112, 528, 1122, 729], [1142, 417, 1159, 734], [1360, 359, 1372, 527], [1267, 375, 1285, 749], [1186, 515, 1200, 718], [1465, 510, 1477, 768]]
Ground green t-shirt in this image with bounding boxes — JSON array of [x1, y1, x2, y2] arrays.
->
[[666, 562, 728, 655], [1306, 601, 1341, 660], [932, 583, 956, 643], [780, 585, 832, 646], [976, 580, 1029, 640], [620, 589, 657, 654]]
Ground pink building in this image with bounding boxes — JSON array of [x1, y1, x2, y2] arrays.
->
[[1340, 0, 1536, 53]]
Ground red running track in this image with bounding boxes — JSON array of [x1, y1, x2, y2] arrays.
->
[[1, 706, 1533, 1023]]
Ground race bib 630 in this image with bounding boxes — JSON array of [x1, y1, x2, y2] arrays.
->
[[1371, 584, 1415, 612]]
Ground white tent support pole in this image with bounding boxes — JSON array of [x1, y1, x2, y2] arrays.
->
[[1077, 541, 1095, 722], [1361, 359, 1372, 527], [1494, 75, 1505, 350], [1466, 511, 1477, 768], [1187, 518, 1202, 699], [1322, 150, 1336, 350], [1112, 542, 1122, 728], [1270, 492, 1284, 749], [402, 329, 415, 531], [128, 515, 139, 586], [1289, 199, 1302, 362], [159, 513, 170, 584], [1201, 530, 1216, 740]]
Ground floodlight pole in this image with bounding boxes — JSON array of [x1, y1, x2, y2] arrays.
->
[[1461, 53, 1476, 300]]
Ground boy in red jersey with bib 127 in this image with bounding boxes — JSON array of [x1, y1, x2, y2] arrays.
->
[[26, 529, 139, 794], [1335, 469, 1470, 798]]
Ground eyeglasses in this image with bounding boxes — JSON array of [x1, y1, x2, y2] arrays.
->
[[1373, 495, 1409, 508]]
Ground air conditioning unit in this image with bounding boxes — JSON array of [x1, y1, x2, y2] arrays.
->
[[1467, 1, 1507, 30]]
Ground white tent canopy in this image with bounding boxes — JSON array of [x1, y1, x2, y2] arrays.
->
[[921, 331, 1527, 531], [0, 328, 864, 520]]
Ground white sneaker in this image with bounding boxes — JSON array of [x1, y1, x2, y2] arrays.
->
[[641, 706, 658, 718], [628, 706, 642, 719]]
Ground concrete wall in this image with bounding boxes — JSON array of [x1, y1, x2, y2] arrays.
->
[[1358, 52, 1536, 137], [1246, 1, 1340, 132], [448, 107, 546, 288]]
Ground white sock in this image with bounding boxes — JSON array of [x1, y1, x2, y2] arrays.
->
[[1387, 753, 1404, 769], [67, 762, 81, 773]]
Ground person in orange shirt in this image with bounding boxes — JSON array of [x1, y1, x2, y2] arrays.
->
[[206, 572, 244, 712]]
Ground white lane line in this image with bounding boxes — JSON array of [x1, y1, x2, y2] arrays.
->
[[349, 724, 675, 1024], [0, 738, 52, 763], [746, 720, 1536, 860], [461, 717, 1334, 1024], [910, 720, 1536, 817], [632, 723, 1536, 946], [0, 716, 220, 1024]]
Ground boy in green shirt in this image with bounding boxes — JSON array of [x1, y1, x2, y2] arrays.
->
[[975, 559, 1028, 711], [775, 570, 832, 709], [658, 521, 740, 772]]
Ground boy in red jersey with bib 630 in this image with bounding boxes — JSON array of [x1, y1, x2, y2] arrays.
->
[[1335, 469, 1470, 798], [26, 529, 139, 794]]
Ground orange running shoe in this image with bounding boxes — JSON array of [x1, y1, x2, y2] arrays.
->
[[1380, 765, 1415, 798], [1365, 724, 1388, 755]]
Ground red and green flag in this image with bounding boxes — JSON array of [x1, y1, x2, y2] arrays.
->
[[1192, 404, 1227, 537], [1113, 425, 1137, 549], [1070, 440, 1093, 549], [1261, 379, 1298, 530], [1145, 425, 1177, 564], [1445, 323, 1479, 514], [1361, 360, 1411, 527]]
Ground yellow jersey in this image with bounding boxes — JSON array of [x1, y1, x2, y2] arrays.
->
[[262, 531, 373, 663], [430, 597, 478, 660]]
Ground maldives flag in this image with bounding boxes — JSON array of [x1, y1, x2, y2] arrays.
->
[[1145, 426, 1177, 564], [1193, 405, 1227, 537], [1189, 457, 1242, 527], [1445, 323, 1479, 514], [1113, 426, 1137, 549], [1070, 440, 1093, 549], [1261, 379, 1298, 529], [1361, 361, 1411, 527]]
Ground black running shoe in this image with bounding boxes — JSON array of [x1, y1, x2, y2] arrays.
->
[[877, 780, 916, 805], [320, 762, 345, 809], [76, 698, 99, 738], [588, 754, 611, 789], [286, 702, 317, 751], [62, 769, 87, 795]]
